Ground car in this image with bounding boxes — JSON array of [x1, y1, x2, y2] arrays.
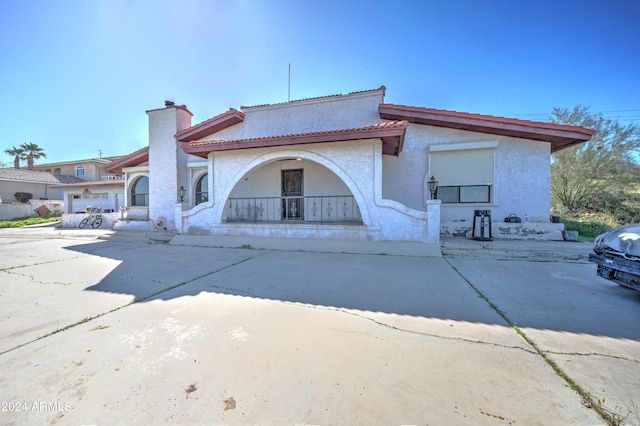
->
[[589, 224, 640, 291]]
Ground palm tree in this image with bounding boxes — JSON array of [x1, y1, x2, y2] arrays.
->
[[4, 146, 25, 169], [19, 142, 47, 169]]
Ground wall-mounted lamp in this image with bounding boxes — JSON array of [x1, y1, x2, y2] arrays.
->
[[179, 185, 187, 203], [427, 176, 438, 200], [295, 157, 302, 161]]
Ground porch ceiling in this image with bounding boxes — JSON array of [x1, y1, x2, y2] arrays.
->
[[379, 104, 595, 152], [181, 121, 408, 158]]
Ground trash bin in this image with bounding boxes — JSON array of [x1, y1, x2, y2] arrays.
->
[[472, 209, 493, 241]]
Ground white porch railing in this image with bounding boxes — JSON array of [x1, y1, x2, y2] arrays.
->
[[226, 195, 362, 224], [101, 175, 124, 181]]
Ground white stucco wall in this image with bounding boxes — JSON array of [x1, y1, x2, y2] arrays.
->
[[214, 90, 384, 141], [494, 138, 551, 222], [382, 125, 553, 225], [60, 212, 120, 229], [0, 200, 64, 220]]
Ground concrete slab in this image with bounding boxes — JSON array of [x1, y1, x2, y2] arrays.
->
[[0, 290, 599, 425], [446, 256, 640, 423], [0, 228, 621, 424], [175, 250, 526, 350], [0, 238, 87, 269], [0, 236, 264, 354]]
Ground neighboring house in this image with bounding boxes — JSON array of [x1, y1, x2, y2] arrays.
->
[[32, 157, 121, 182], [103, 87, 594, 242], [1, 157, 125, 220], [32, 157, 125, 215], [0, 168, 83, 202], [0, 168, 80, 219]]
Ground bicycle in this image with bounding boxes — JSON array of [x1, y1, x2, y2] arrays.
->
[[79, 206, 103, 229]]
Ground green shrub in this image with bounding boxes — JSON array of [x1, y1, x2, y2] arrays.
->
[[14, 192, 33, 203], [0, 216, 61, 229], [561, 217, 614, 241]]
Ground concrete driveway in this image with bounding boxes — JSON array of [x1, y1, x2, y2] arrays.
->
[[0, 226, 638, 425]]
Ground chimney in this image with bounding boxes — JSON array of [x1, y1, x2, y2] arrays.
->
[[146, 103, 192, 230]]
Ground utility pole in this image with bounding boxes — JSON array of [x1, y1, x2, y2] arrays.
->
[[98, 149, 103, 158]]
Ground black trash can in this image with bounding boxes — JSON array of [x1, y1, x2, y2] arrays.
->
[[472, 209, 493, 241]]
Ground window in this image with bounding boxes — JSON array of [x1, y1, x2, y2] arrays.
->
[[195, 174, 208, 205], [75, 166, 85, 177], [430, 143, 495, 204], [131, 176, 149, 206], [437, 185, 491, 203]]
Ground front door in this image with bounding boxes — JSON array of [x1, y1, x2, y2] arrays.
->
[[281, 169, 303, 220]]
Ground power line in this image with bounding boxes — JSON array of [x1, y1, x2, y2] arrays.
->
[[511, 109, 640, 117], [503, 109, 640, 123]]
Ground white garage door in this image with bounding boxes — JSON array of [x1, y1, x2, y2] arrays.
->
[[72, 193, 111, 213]]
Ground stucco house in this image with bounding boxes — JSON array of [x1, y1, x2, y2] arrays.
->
[[1, 157, 125, 220], [32, 157, 120, 182], [0, 168, 81, 219], [103, 87, 593, 243], [0, 168, 83, 202], [31, 158, 126, 215]]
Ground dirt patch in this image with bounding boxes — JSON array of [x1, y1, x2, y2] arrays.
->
[[185, 383, 197, 397], [224, 397, 236, 410]]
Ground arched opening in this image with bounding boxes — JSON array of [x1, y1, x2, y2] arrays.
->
[[225, 158, 362, 224], [195, 173, 208, 205], [131, 176, 149, 206]]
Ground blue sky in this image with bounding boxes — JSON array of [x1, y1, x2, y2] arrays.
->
[[1, 0, 638, 165]]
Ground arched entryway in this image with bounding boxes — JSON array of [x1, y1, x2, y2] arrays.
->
[[217, 151, 369, 226]]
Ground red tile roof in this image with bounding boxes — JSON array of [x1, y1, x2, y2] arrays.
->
[[103, 146, 149, 174], [379, 104, 595, 152], [175, 109, 244, 142], [182, 120, 408, 158]]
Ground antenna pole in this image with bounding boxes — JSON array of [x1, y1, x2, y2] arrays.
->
[[288, 63, 291, 102]]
